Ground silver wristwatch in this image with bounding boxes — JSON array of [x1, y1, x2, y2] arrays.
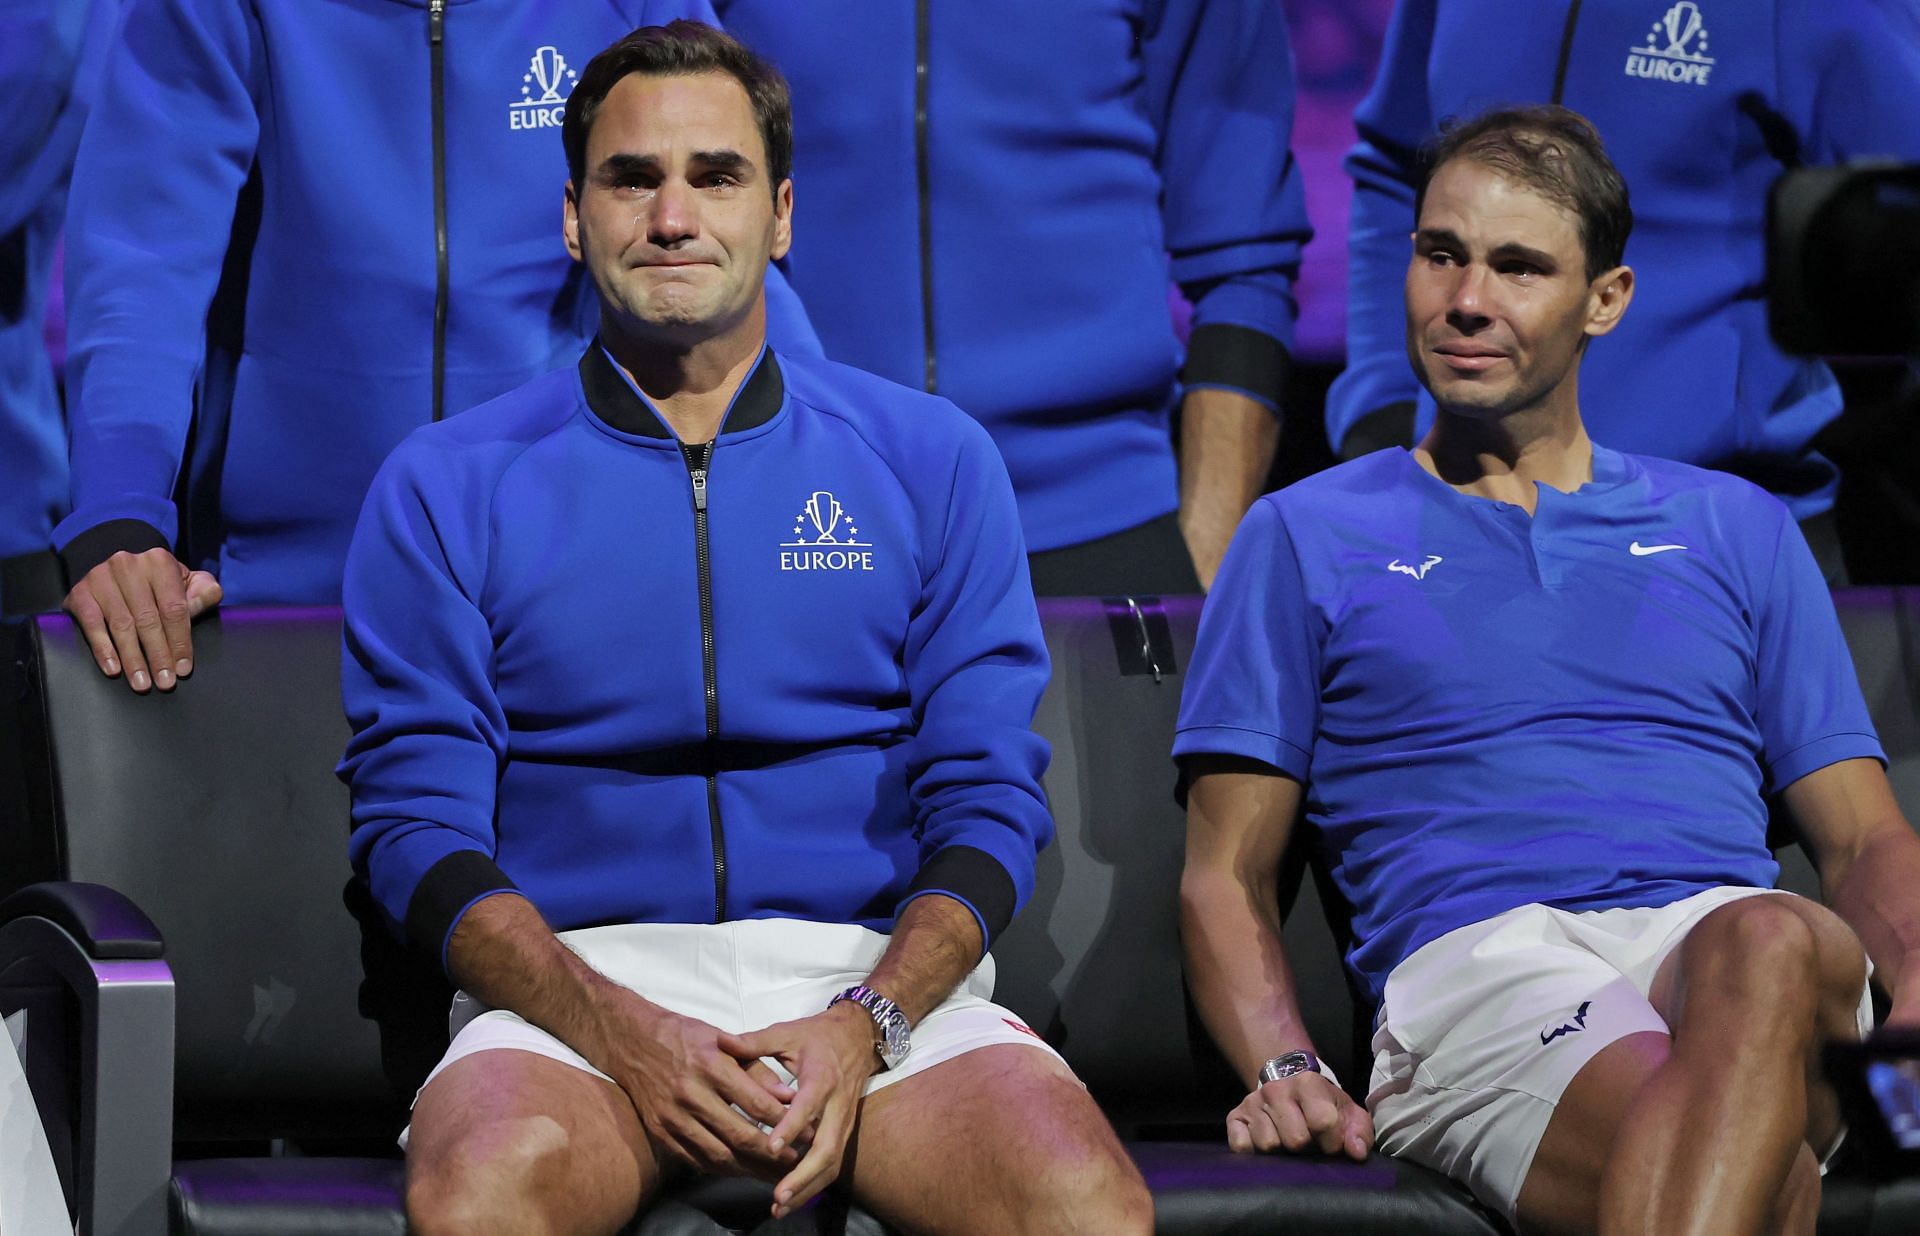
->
[[829, 985, 911, 1070], [1258, 1050, 1324, 1085]]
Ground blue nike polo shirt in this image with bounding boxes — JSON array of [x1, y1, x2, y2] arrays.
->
[[1174, 445, 1884, 1007]]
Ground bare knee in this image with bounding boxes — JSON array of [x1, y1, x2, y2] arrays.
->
[[1682, 898, 1823, 1029], [408, 1115, 574, 1236]]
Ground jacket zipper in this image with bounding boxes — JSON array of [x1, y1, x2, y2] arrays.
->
[[682, 440, 727, 922], [1551, 0, 1584, 103], [428, 0, 450, 421], [914, 0, 937, 393]]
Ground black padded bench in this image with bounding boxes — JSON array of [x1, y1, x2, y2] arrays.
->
[[4, 590, 1919, 1233]]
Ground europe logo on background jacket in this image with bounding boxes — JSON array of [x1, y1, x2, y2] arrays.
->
[[1329, 0, 1920, 520]]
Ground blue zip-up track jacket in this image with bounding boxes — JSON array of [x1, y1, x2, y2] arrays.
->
[[716, 0, 1313, 552], [55, 0, 820, 604], [340, 345, 1052, 970], [1328, 0, 1920, 517]]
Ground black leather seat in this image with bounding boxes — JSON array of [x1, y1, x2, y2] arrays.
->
[[4, 589, 1919, 1233]]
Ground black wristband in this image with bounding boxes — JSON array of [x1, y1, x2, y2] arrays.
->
[[1183, 324, 1292, 411], [903, 846, 1018, 948], [58, 519, 172, 588], [404, 850, 519, 973]]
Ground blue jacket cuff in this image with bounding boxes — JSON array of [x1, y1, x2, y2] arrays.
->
[[1183, 324, 1292, 414], [405, 850, 519, 976], [902, 845, 1018, 951], [54, 518, 171, 588]]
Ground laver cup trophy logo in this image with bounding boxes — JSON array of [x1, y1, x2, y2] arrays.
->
[[510, 46, 577, 131], [805, 492, 845, 543], [781, 490, 876, 573], [1625, 2, 1715, 86]]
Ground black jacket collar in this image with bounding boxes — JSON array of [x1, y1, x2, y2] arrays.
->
[[579, 341, 785, 439]]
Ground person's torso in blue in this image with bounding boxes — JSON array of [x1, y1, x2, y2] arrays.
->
[[342, 346, 1051, 958], [715, 0, 1307, 552], [1332, 0, 1920, 517], [1174, 445, 1884, 1006], [58, 0, 819, 603]]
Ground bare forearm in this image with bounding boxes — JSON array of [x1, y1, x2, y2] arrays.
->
[[1180, 865, 1316, 1089], [1826, 828, 1920, 1017], [444, 891, 642, 1059], [1178, 387, 1279, 590], [865, 894, 984, 1024]]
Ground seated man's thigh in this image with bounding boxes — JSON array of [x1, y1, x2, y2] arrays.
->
[[849, 1043, 1151, 1236], [408, 1047, 663, 1236], [1369, 906, 1672, 1228], [1512, 1029, 1668, 1236]]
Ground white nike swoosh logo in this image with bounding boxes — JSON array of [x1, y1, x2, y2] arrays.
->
[[1629, 542, 1687, 556]]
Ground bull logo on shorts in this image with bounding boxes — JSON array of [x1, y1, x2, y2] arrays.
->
[[1539, 1000, 1593, 1046]]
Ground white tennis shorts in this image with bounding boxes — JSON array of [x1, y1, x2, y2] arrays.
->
[[404, 917, 1064, 1143], [1367, 886, 1872, 1225]]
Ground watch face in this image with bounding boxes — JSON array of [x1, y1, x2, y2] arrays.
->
[[879, 1016, 910, 1068]]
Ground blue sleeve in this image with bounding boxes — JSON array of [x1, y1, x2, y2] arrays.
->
[[53, 0, 260, 570], [1325, 0, 1436, 453], [1173, 499, 1321, 781], [0, 0, 96, 234], [338, 436, 517, 973], [1778, 0, 1920, 164], [896, 419, 1053, 951], [1751, 501, 1885, 792], [1143, 0, 1312, 412]]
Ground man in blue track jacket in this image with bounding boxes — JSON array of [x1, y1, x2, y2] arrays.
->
[[341, 23, 1150, 1233], [55, 0, 821, 694], [716, 0, 1314, 595], [1327, 0, 1920, 580]]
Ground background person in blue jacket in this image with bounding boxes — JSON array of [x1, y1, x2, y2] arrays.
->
[[1179, 107, 1920, 1235], [0, 0, 123, 620], [54, 0, 822, 695], [1326, 0, 1920, 582], [341, 23, 1150, 1234], [715, 0, 1314, 596]]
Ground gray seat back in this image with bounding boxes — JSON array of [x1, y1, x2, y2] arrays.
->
[[15, 610, 403, 1142], [996, 597, 1365, 1129]]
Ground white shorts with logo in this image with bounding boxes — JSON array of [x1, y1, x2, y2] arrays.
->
[[1367, 886, 1873, 1226], [402, 917, 1064, 1145]]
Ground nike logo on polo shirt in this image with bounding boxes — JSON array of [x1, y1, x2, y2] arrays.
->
[[1629, 542, 1688, 556]]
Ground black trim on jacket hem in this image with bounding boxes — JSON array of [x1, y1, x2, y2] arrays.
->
[[905, 845, 1018, 947], [406, 849, 518, 968], [1182, 324, 1291, 411], [57, 519, 171, 588], [579, 342, 785, 439], [1, 550, 67, 617]]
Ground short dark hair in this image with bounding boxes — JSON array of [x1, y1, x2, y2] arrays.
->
[[563, 20, 792, 197], [1414, 105, 1632, 280]]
